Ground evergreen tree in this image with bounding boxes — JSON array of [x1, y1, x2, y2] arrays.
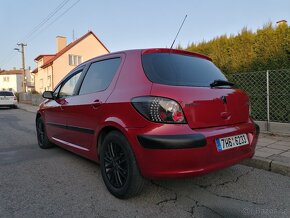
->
[[184, 22, 290, 74]]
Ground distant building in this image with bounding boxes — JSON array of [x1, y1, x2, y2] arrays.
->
[[32, 31, 109, 93], [276, 20, 287, 26], [0, 68, 32, 92]]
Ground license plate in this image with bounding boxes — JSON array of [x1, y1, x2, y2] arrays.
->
[[216, 134, 249, 152]]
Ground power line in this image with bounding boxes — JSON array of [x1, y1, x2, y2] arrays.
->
[[0, 0, 81, 69], [29, 0, 81, 42], [0, 52, 17, 69], [21, 0, 72, 42], [1, 0, 71, 69]]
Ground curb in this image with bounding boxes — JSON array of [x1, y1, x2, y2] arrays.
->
[[241, 157, 290, 177], [271, 161, 290, 177]]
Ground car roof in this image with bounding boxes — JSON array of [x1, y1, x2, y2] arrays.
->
[[80, 48, 212, 67]]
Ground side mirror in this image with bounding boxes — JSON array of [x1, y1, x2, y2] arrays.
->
[[42, 91, 54, 99]]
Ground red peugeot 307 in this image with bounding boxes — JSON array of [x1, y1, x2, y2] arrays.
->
[[36, 48, 259, 198]]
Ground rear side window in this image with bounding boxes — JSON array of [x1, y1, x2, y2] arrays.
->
[[0, 91, 13, 96], [79, 58, 121, 95], [142, 53, 227, 87]]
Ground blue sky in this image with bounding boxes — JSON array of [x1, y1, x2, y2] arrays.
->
[[0, 0, 289, 70]]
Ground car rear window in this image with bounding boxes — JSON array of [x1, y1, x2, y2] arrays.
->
[[0, 91, 14, 96], [142, 53, 227, 87]]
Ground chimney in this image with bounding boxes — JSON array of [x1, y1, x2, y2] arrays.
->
[[56, 36, 67, 52]]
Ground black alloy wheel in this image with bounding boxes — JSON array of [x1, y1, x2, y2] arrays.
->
[[103, 142, 129, 188], [100, 131, 145, 198], [36, 117, 54, 149]]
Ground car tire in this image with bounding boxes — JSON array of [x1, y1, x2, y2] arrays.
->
[[100, 131, 145, 199], [36, 117, 54, 149]]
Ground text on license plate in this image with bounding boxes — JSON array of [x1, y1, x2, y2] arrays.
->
[[216, 134, 249, 152]]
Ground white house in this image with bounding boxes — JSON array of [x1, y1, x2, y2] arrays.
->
[[0, 69, 33, 92]]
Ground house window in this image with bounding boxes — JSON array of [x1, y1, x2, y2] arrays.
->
[[69, 54, 82, 66], [47, 75, 51, 86], [3, 76, 9, 82]]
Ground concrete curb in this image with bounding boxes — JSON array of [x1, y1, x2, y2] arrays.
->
[[241, 157, 290, 177], [271, 161, 290, 177]]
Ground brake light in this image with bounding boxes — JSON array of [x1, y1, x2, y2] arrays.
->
[[131, 96, 186, 124]]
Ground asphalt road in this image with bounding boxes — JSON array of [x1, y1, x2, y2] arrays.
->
[[0, 108, 290, 218]]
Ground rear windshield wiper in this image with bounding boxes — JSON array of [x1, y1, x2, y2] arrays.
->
[[210, 80, 235, 87]]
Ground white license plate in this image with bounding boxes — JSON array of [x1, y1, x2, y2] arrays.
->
[[216, 134, 249, 152]]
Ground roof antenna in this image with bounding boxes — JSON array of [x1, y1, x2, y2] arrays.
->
[[72, 29, 75, 41], [170, 15, 187, 49]]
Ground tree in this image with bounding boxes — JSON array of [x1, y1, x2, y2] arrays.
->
[[185, 22, 290, 74]]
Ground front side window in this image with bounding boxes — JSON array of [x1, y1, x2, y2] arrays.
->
[[59, 71, 82, 98], [79, 58, 121, 95], [142, 53, 227, 87]]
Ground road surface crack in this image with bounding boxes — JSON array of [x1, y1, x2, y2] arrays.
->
[[156, 194, 177, 205], [186, 200, 224, 217], [151, 181, 178, 205], [198, 168, 255, 189], [211, 193, 266, 205]]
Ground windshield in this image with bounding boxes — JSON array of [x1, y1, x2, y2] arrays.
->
[[0, 91, 14, 96], [142, 53, 227, 87]]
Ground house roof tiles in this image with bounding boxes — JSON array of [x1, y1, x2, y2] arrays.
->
[[38, 31, 109, 69], [0, 69, 23, 75]]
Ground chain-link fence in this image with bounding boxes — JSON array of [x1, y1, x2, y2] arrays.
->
[[227, 69, 290, 123]]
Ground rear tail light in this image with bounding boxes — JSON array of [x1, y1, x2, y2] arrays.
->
[[14, 97, 17, 100], [131, 96, 187, 124]]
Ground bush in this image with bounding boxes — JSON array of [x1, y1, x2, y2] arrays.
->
[[14, 92, 20, 102]]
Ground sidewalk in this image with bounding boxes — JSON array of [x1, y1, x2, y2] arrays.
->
[[17, 103, 38, 113], [17, 103, 290, 176], [242, 133, 290, 176]]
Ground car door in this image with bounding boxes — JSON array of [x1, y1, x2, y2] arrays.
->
[[44, 68, 84, 144], [62, 55, 123, 151]]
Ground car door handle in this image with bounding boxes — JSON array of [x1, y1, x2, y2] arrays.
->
[[92, 99, 102, 109]]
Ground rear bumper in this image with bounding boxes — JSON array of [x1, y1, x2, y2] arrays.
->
[[126, 120, 259, 179], [0, 103, 17, 107], [137, 134, 206, 149]]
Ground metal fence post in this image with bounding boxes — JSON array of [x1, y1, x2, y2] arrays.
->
[[266, 70, 270, 131]]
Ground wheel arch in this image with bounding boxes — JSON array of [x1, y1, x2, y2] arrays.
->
[[36, 112, 42, 122], [97, 124, 128, 158]]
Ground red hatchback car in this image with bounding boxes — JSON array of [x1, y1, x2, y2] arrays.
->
[[36, 48, 259, 198]]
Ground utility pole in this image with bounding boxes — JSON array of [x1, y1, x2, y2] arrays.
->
[[15, 43, 27, 92]]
